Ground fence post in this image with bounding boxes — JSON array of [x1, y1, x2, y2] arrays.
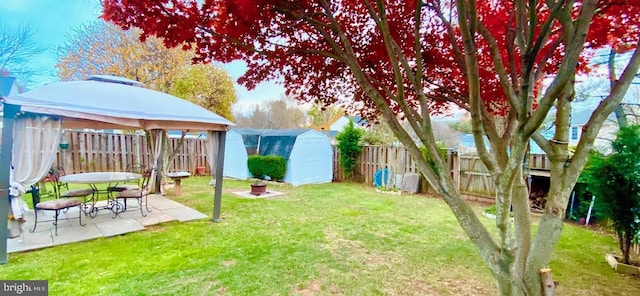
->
[[453, 151, 460, 191]]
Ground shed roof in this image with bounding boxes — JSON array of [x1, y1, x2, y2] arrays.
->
[[234, 128, 310, 137], [232, 128, 321, 159], [233, 128, 263, 149]]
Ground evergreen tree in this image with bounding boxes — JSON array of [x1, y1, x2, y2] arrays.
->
[[336, 120, 364, 179]]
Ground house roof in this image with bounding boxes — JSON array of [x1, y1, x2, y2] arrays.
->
[[570, 108, 616, 126], [570, 109, 593, 126]]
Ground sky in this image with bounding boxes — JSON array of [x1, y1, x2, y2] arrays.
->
[[0, 0, 285, 114]]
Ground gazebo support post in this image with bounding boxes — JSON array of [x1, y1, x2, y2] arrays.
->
[[212, 131, 227, 222], [0, 103, 20, 264]]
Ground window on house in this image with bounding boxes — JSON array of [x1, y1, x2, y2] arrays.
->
[[571, 127, 579, 140]]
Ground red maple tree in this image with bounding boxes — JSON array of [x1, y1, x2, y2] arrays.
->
[[103, 1, 640, 294]]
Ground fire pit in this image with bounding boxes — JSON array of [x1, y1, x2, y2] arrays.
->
[[250, 183, 267, 196]]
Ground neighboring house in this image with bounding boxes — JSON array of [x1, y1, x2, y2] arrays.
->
[[457, 133, 548, 154], [457, 134, 490, 153], [457, 107, 630, 154], [322, 116, 368, 145], [569, 108, 623, 152], [329, 115, 366, 132]]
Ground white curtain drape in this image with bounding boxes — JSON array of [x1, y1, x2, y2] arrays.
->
[[162, 130, 173, 172], [9, 116, 62, 219], [148, 129, 164, 193], [204, 131, 219, 184]]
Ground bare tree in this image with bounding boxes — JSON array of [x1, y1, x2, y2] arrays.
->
[[0, 21, 42, 84], [234, 105, 270, 128], [234, 96, 306, 129], [56, 21, 193, 92], [432, 122, 461, 149]]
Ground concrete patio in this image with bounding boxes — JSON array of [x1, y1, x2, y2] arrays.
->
[[7, 194, 208, 253]]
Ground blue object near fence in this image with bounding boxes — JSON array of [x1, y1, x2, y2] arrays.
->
[[373, 167, 393, 187]]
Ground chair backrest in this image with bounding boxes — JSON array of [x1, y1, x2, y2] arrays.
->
[[140, 168, 156, 192], [126, 163, 146, 174], [30, 185, 41, 207], [49, 166, 67, 198], [45, 168, 58, 182], [53, 166, 66, 177], [125, 164, 146, 186]]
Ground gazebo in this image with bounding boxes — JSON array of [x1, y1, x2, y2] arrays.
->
[[0, 75, 234, 263]]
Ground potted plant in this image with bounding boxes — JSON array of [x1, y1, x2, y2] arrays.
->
[[582, 125, 640, 275], [59, 130, 70, 149], [196, 166, 206, 176]]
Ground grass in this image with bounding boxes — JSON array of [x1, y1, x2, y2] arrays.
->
[[2, 177, 639, 295]]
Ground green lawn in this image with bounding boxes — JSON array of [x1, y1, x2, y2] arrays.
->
[[2, 177, 638, 295]]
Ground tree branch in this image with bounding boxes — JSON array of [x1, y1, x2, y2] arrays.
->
[[531, 131, 552, 155], [430, 2, 467, 73], [522, 1, 597, 137], [457, 0, 498, 173], [477, 23, 521, 115]]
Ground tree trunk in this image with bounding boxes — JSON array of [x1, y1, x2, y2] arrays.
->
[[623, 227, 632, 264]]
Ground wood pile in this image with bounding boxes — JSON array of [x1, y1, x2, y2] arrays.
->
[[530, 189, 547, 212]]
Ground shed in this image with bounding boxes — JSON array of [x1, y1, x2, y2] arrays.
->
[[232, 129, 333, 186], [223, 129, 249, 179]]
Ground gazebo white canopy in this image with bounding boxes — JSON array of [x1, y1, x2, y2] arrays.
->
[[0, 75, 234, 263], [1, 75, 232, 131]]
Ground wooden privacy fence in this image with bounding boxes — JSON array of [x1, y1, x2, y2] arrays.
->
[[58, 132, 551, 199], [333, 145, 421, 184], [333, 145, 551, 199], [54, 131, 210, 175]]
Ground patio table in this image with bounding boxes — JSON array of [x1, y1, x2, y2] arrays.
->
[[60, 172, 142, 217]]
